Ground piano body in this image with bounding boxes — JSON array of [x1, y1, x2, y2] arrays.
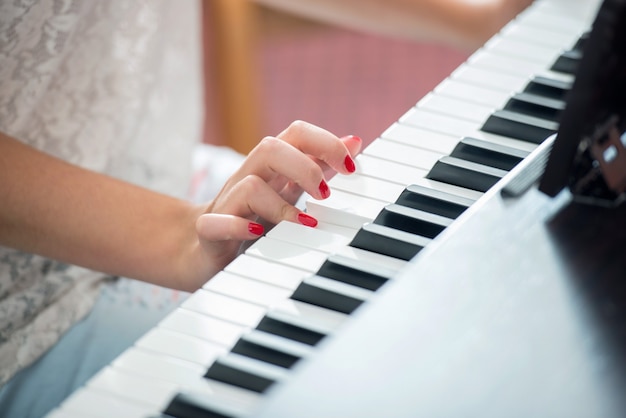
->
[[47, 0, 626, 416]]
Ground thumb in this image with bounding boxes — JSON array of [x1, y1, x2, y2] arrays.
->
[[195, 213, 264, 242]]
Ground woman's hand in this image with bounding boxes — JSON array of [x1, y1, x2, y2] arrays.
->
[[184, 121, 362, 289]]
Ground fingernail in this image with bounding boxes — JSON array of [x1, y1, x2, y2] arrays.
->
[[319, 180, 330, 199], [342, 134, 362, 144], [297, 213, 318, 228], [248, 222, 264, 236], [344, 155, 356, 173]]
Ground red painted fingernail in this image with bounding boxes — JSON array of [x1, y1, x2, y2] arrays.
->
[[344, 155, 356, 173], [248, 222, 264, 236], [319, 180, 330, 199], [297, 213, 318, 228]]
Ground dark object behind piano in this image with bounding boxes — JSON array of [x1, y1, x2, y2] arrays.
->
[[539, 0, 626, 205]]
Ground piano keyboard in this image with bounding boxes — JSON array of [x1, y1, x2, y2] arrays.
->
[[47, 0, 602, 416]]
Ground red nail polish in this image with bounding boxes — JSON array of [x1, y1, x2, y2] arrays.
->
[[344, 155, 356, 173], [319, 180, 330, 199], [297, 213, 318, 228], [248, 222, 264, 236]]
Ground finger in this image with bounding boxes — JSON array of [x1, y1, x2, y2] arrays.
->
[[240, 137, 331, 200], [195, 213, 264, 242], [277, 121, 358, 176], [215, 175, 318, 228]]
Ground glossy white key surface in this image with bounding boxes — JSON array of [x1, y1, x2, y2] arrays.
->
[[418, 93, 494, 123], [225, 254, 309, 290], [206, 271, 293, 307], [329, 173, 405, 203], [159, 306, 245, 347], [355, 154, 428, 186], [363, 138, 444, 169], [59, 389, 153, 418], [381, 123, 460, 154], [271, 299, 349, 336], [245, 237, 328, 272], [136, 327, 226, 366], [182, 289, 266, 326], [266, 220, 354, 253], [307, 189, 385, 229]]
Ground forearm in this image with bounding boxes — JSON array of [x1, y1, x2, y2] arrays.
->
[[254, 0, 530, 50], [0, 133, 204, 291]]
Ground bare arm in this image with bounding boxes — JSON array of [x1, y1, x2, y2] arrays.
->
[[0, 132, 205, 290], [0, 123, 361, 292], [253, 0, 534, 50]]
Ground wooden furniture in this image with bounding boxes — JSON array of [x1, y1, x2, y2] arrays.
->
[[202, 0, 262, 155]]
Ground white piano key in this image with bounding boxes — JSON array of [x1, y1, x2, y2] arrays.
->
[[270, 298, 349, 336], [225, 254, 309, 290], [417, 93, 494, 123], [205, 271, 293, 307], [112, 348, 261, 412], [182, 289, 266, 327], [136, 327, 226, 366], [435, 78, 512, 107], [87, 367, 173, 409], [159, 305, 246, 347], [452, 64, 531, 94], [464, 129, 537, 153], [501, 20, 577, 47], [530, 0, 600, 24], [306, 189, 385, 229], [335, 245, 407, 275], [517, 2, 593, 32], [401, 106, 538, 152], [245, 237, 328, 272], [400, 108, 479, 139], [484, 36, 561, 64], [381, 122, 460, 154], [239, 329, 314, 360], [314, 221, 358, 239], [266, 220, 354, 253], [113, 347, 206, 385], [410, 176, 483, 201], [355, 154, 428, 186], [468, 50, 548, 77], [363, 137, 444, 169], [44, 410, 84, 418], [58, 388, 153, 418], [329, 173, 405, 204]]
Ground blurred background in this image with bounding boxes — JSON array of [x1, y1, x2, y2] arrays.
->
[[202, 1, 469, 154]]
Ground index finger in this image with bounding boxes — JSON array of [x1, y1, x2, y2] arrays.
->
[[277, 120, 358, 176]]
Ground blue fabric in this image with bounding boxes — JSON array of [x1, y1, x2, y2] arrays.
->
[[0, 279, 188, 418]]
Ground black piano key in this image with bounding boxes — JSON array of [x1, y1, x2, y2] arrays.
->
[[317, 254, 390, 291], [163, 392, 236, 418], [427, 156, 507, 192], [551, 49, 582, 75], [524, 75, 571, 101], [256, 315, 325, 346], [291, 276, 372, 315], [231, 331, 308, 369], [350, 223, 431, 261], [503, 92, 565, 122], [374, 203, 451, 239], [573, 32, 589, 52], [481, 109, 558, 144], [204, 355, 285, 393], [449, 137, 529, 171], [395, 184, 474, 219]]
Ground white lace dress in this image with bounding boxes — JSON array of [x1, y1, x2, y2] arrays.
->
[[0, 0, 203, 385]]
